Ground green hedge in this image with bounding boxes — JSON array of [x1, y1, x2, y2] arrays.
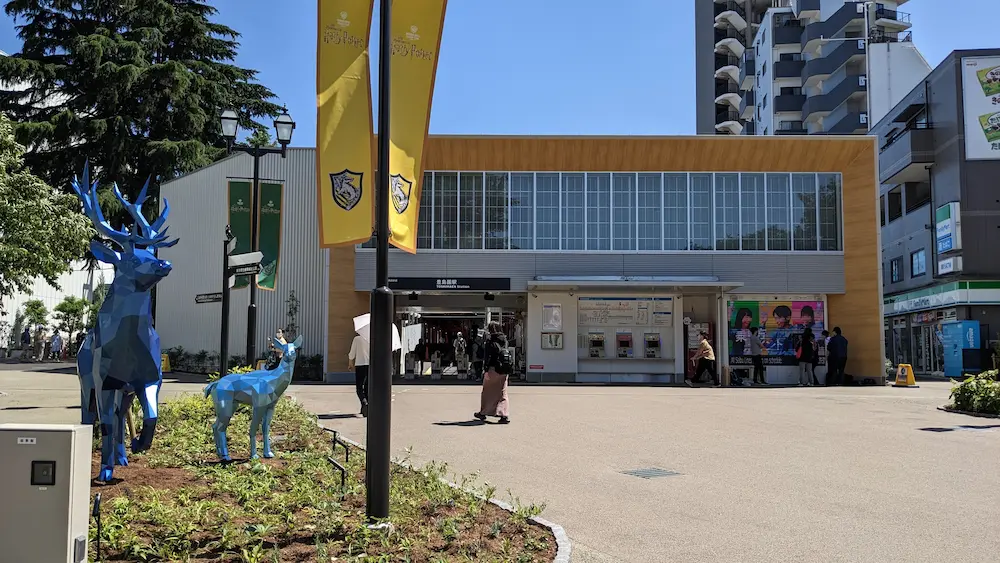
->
[[949, 370, 1000, 415]]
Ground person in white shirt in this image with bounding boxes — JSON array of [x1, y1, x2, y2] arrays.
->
[[50, 332, 63, 360], [348, 332, 370, 417]]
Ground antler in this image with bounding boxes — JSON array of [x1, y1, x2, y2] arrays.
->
[[111, 179, 179, 249], [70, 161, 131, 248]]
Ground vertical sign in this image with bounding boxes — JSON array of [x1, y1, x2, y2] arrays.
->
[[935, 202, 961, 254], [961, 56, 1000, 160], [256, 182, 283, 290], [227, 180, 252, 289]]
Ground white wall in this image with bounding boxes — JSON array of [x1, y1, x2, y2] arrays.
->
[[755, 13, 776, 135], [868, 42, 931, 126], [526, 292, 578, 374]]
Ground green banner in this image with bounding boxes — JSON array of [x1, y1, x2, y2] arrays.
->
[[228, 181, 253, 289], [256, 182, 283, 290]]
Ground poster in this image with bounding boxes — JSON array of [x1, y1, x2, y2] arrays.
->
[[256, 182, 283, 290], [227, 180, 252, 289], [541, 304, 562, 331], [960, 56, 1000, 160], [728, 300, 825, 366]]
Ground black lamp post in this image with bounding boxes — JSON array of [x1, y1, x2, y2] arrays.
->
[[219, 107, 296, 364]]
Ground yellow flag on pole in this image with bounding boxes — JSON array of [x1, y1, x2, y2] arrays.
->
[[387, 0, 448, 254], [316, 0, 376, 247]]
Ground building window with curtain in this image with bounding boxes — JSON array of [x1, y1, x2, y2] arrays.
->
[[458, 172, 484, 249], [561, 173, 585, 250], [663, 173, 688, 250], [818, 173, 842, 251], [484, 172, 508, 249], [637, 173, 662, 251], [740, 173, 766, 250], [434, 172, 458, 249], [612, 173, 636, 251], [509, 173, 534, 250], [690, 173, 714, 250], [766, 173, 791, 251], [535, 173, 560, 250], [792, 173, 818, 251], [714, 173, 740, 250], [586, 173, 611, 251]]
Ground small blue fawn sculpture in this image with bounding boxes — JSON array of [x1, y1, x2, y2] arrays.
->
[[205, 336, 303, 461], [73, 163, 178, 482]]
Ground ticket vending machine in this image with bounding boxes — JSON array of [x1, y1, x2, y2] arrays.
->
[[588, 331, 606, 358], [644, 333, 661, 358], [616, 331, 634, 358]]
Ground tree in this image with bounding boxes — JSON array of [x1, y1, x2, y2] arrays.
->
[[0, 113, 91, 312], [23, 298, 46, 327], [247, 129, 275, 148], [54, 295, 88, 338], [9, 307, 24, 348], [86, 282, 110, 331], [0, 0, 283, 227]]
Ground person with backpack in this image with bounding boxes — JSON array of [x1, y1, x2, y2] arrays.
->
[[474, 321, 511, 424]]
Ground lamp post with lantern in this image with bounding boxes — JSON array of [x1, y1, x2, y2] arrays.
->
[[219, 108, 296, 364]]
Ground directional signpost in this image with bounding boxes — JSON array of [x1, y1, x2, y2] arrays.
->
[[219, 225, 264, 377]]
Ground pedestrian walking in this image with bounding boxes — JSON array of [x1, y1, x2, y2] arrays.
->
[[686, 331, 720, 387], [474, 321, 511, 424], [50, 332, 63, 361], [347, 331, 370, 417], [797, 329, 816, 386], [749, 327, 767, 385], [827, 327, 849, 385]]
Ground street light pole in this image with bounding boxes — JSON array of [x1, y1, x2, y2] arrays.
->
[[367, 0, 394, 522]]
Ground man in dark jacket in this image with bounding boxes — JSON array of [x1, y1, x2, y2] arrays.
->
[[827, 327, 848, 386]]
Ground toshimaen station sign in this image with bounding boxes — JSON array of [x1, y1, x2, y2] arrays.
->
[[388, 277, 511, 292]]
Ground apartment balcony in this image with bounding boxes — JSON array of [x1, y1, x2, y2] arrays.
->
[[802, 74, 867, 121], [715, 54, 740, 83], [715, 109, 743, 135], [802, 39, 865, 87], [739, 89, 756, 120], [874, 7, 912, 30], [739, 51, 755, 90], [774, 59, 805, 80], [714, 1, 748, 31], [774, 22, 804, 46], [870, 29, 913, 45], [742, 120, 757, 135], [825, 111, 868, 134], [715, 27, 747, 58], [776, 121, 807, 135], [715, 80, 742, 110], [879, 124, 934, 184], [792, 0, 820, 19], [801, 2, 864, 55], [774, 93, 806, 114]]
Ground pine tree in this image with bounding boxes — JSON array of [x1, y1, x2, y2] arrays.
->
[[0, 0, 283, 220]]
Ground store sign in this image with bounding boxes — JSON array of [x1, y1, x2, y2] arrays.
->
[[388, 277, 512, 291], [935, 202, 961, 253], [938, 256, 963, 275], [960, 56, 1000, 160], [887, 290, 961, 315]]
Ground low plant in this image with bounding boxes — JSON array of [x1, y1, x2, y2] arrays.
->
[[207, 365, 255, 382], [949, 370, 1000, 415]]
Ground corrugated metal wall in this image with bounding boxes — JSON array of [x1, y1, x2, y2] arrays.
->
[[2, 261, 114, 337], [156, 149, 328, 360], [355, 251, 846, 294]]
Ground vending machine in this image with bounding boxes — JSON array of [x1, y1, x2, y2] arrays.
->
[[616, 331, 634, 358], [684, 322, 714, 380], [588, 331, 606, 358], [643, 333, 661, 358]]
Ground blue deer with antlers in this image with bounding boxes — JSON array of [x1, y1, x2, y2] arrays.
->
[[73, 163, 178, 482]]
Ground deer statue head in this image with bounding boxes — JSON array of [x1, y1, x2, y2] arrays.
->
[[71, 162, 178, 292]]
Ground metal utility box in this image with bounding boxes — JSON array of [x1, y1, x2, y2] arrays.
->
[[0, 424, 92, 563]]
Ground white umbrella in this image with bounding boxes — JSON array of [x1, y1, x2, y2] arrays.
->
[[353, 313, 402, 351]]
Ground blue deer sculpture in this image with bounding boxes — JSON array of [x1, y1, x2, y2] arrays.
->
[[205, 335, 303, 461], [73, 163, 178, 482]]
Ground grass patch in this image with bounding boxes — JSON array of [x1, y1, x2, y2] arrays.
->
[[90, 394, 554, 562]]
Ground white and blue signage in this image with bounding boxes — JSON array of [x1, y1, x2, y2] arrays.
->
[[935, 202, 961, 254], [941, 320, 981, 378]]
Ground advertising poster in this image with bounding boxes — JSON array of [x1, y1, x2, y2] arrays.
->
[[728, 301, 825, 366], [960, 56, 1000, 160]]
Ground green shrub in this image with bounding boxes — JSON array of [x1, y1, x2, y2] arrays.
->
[[950, 370, 1000, 415], [206, 365, 255, 382]]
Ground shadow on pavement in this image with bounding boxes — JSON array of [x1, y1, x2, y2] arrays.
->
[[1, 406, 40, 411], [318, 413, 360, 420], [432, 420, 488, 427], [919, 424, 1000, 433]]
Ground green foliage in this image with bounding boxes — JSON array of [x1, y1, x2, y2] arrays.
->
[[54, 295, 88, 337], [0, 0, 283, 229], [246, 128, 275, 148], [950, 370, 1000, 415], [8, 308, 24, 348], [0, 114, 91, 304], [207, 364, 255, 382], [22, 298, 47, 327], [85, 282, 109, 330]]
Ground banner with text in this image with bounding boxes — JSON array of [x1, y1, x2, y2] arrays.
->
[[227, 180, 253, 289], [256, 182, 283, 290], [728, 301, 826, 366], [387, 0, 448, 253], [317, 0, 376, 247], [961, 56, 1000, 160]]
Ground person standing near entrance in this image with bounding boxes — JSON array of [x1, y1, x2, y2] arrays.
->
[[474, 321, 511, 424], [827, 327, 848, 385], [749, 327, 767, 385], [797, 328, 816, 386], [686, 332, 720, 387], [347, 331, 370, 417]]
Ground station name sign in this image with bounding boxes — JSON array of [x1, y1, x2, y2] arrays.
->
[[388, 277, 511, 292]]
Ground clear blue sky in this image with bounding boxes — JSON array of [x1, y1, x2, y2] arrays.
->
[[1, 0, 997, 142]]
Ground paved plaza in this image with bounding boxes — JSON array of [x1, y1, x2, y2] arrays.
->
[[3, 363, 999, 562]]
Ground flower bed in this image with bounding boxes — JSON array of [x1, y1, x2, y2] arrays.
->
[[90, 395, 555, 562], [948, 370, 1000, 416]]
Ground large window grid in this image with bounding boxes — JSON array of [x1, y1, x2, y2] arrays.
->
[[377, 171, 844, 253]]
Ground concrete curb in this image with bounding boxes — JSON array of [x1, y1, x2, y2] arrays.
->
[[312, 422, 572, 562], [937, 405, 1000, 419]]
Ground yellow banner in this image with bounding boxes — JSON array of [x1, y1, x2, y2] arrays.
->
[[316, 0, 375, 247], [387, 0, 448, 253]]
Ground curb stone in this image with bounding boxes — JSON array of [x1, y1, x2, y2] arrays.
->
[[938, 405, 1000, 419]]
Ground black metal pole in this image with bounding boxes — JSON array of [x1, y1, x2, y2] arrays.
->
[[221, 230, 231, 377], [247, 148, 260, 365], [367, 0, 393, 522]]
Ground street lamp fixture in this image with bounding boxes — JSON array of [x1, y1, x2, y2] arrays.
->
[[219, 106, 297, 365]]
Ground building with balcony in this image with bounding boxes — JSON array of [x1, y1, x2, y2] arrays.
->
[[876, 49, 1000, 378]]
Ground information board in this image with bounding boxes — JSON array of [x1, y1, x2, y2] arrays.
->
[[577, 297, 673, 326]]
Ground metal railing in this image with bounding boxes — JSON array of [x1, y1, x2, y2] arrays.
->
[[716, 81, 740, 97], [870, 29, 913, 44], [717, 110, 741, 123], [715, 27, 747, 48], [875, 7, 911, 25], [716, 54, 740, 68], [879, 121, 933, 153], [715, 0, 747, 19]]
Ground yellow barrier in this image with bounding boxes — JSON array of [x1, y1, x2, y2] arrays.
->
[[892, 363, 919, 388], [160, 353, 171, 373]]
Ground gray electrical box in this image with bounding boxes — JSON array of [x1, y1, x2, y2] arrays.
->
[[0, 424, 92, 563]]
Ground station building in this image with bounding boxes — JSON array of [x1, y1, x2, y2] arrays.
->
[[156, 135, 883, 384]]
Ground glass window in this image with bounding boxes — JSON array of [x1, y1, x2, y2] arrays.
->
[[417, 171, 433, 249], [612, 173, 636, 251], [890, 257, 902, 283], [911, 249, 926, 277], [561, 173, 585, 250], [509, 173, 533, 250], [690, 173, 714, 250], [887, 187, 903, 221], [818, 173, 842, 251], [714, 173, 739, 250], [458, 172, 483, 249], [663, 173, 688, 250], [637, 173, 662, 251], [740, 173, 766, 250], [792, 173, 818, 251], [484, 172, 508, 249], [434, 172, 458, 249], [766, 173, 791, 250], [586, 173, 611, 251], [535, 173, 560, 250]]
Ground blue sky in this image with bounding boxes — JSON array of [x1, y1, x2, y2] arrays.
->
[[0, 0, 996, 142]]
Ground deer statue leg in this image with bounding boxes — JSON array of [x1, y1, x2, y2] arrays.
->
[[114, 392, 134, 467], [249, 406, 263, 460], [212, 399, 235, 461], [132, 381, 161, 453], [96, 389, 122, 482], [261, 404, 276, 459], [77, 334, 96, 425]]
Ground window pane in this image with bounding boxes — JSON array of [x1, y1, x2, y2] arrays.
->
[[509, 173, 533, 250], [766, 173, 791, 251], [459, 172, 483, 249], [792, 173, 818, 251], [561, 173, 585, 250], [417, 171, 433, 249], [535, 173, 560, 250], [740, 173, 766, 250], [714, 173, 740, 250], [690, 173, 714, 250], [484, 173, 508, 249], [586, 173, 611, 250], [818, 173, 842, 251], [637, 173, 662, 251], [434, 172, 458, 249], [612, 173, 636, 251], [663, 173, 688, 250]]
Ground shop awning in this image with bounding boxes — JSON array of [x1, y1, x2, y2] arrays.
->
[[527, 276, 744, 292]]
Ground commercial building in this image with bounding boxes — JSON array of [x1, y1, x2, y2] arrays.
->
[[875, 49, 1000, 377]]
